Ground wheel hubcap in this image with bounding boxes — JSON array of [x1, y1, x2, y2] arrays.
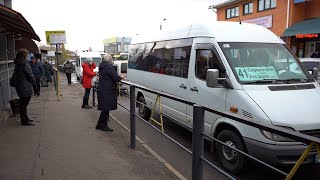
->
[[222, 141, 237, 161]]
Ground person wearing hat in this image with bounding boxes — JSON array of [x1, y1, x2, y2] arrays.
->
[[81, 57, 97, 109], [96, 53, 124, 131]]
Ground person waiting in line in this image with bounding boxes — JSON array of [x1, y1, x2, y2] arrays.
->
[[82, 57, 97, 109], [311, 49, 320, 58], [64, 60, 73, 85], [30, 56, 44, 96], [96, 53, 124, 131], [11, 49, 36, 126], [42, 61, 52, 85]]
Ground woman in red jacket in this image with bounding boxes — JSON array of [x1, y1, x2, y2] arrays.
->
[[82, 57, 97, 109]]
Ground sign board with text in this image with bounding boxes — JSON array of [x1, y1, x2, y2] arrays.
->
[[243, 15, 273, 29], [45, 31, 66, 45], [235, 66, 279, 81]]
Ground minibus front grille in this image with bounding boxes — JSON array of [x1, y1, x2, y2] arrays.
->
[[268, 84, 315, 91], [241, 110, 253, 119]]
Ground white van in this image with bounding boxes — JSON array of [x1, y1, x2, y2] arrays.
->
[[75, 52, 102, 84], [113, 53, 129, 92], [127, 21, 320, 173]]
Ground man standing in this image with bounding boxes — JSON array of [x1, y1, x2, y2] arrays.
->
[[42, 61, 52, 85], [30, 57, 44, 96], [64, 60, 73, 85], [12, 49, 36, 125], [82, 57, 96, 109]]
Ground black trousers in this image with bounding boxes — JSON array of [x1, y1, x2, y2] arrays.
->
[[33, 77, 41, 95], [98, 111, 109, 126], [82, 88, 91, 106], [66, 73, 71, 84], [20, 96, 31, 123]]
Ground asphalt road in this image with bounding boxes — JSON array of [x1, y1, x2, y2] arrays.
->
[[72, 73, 320, 180]]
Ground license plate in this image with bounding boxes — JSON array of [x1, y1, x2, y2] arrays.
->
[[315, 154, 320, 164]]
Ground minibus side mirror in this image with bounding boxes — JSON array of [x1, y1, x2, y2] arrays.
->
[[206, 69, 227, 88], [312, 67, 319, 81]]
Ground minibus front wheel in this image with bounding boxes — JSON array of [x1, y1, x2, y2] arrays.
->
[[216, 129, 246, 173], [138, 96, 151, 120]]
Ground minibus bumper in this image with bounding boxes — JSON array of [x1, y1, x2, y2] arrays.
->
[[244, 137, 317, 165]]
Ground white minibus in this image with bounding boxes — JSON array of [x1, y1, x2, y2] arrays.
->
[[127, 21, 320, 173]]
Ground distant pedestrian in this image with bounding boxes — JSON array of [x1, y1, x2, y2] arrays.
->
[[42, 61, 52, 85], [311, 49, 320, 58], [96, 53, 124, 131], [30, 57, 44, 96], [11, 49, 36, 126], [64, 60, 73, 85], [82, 57, 97, 109]]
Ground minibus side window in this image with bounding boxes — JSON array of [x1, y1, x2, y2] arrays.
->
[[195, 49, 225, 81]]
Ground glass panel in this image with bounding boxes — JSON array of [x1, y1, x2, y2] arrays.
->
[[128, 43, 146, 69], [235, 7, 239, 16], [227, 9, 231, 18], [196, 49, 225, 80], [231, 8, 235, 17], [271, 0, 276, 8], [219, 42, 313, 84], [92, 57, 102, 67], [265, 0, 271, 9], [244, 4, 249, 14], [259, 0, 264, 11], [249, 3, 253, 13], [302, 62, 320, 71]]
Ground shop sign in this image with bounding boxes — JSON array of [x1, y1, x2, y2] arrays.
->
[[243, 15, 273, 28], [295, 34, 319, 39]]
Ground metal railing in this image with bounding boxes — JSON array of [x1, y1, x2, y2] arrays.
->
[[92, 80, 320, 180]]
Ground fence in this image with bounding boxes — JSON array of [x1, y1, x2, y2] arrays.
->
[[92, 81, 320, 180]]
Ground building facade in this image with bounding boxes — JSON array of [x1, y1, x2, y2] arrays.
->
[[103, 37, 132, 54], [213, 0, 320, 58]]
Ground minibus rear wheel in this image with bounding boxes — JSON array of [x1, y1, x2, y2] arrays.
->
[[138, 96, 151, 120], [216, 129, 246, 174]]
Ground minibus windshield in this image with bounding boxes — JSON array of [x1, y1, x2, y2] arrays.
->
[[219, 43, 314, 84]]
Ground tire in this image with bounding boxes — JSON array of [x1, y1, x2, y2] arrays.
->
[[138, 96, 151, 120], [216, 129, 246, 174]]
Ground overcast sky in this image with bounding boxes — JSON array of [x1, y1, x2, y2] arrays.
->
[[13, 0, 226, 52]]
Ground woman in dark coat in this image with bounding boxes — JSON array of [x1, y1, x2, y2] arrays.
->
[[96, 53, 123, 131], [12, 49, 36, 125]]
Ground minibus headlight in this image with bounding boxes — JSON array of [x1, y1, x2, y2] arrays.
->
[[261, 130, 295, 142]]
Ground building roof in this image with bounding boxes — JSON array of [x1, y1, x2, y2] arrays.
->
[[212, 0, 245, 8], [0, 4, 40, 41]]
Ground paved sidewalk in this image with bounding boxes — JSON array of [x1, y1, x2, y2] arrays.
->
[[0, 74, 178, 180]]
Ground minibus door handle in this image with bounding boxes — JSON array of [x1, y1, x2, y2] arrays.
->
[[190, 87, 198, 92], [180, 84, 187, 89]]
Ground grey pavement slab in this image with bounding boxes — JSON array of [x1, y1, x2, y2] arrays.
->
[[0, 74, 178, 180]]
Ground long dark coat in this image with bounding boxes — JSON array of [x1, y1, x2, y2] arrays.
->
[[97, 61, 121, 111], [13, 57, 36, 97]]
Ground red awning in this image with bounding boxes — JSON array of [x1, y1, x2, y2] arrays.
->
[[0, 4, 40, 41]]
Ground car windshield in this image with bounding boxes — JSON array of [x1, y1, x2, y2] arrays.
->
[[218, 42, 313, 84], [302, 61, 320, 71]]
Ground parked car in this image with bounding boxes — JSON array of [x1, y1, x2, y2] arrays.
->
[[299, 58, 320, 75]]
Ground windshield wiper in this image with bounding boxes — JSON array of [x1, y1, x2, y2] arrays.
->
[[242, 79, 279, 84], [281, 78, 311, 83]]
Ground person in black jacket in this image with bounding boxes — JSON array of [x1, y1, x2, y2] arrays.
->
[[96, 53, 124, 131], [30, 56, 44, 96], [311, 49, 320, 58], [13, 49, 36, 126]]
